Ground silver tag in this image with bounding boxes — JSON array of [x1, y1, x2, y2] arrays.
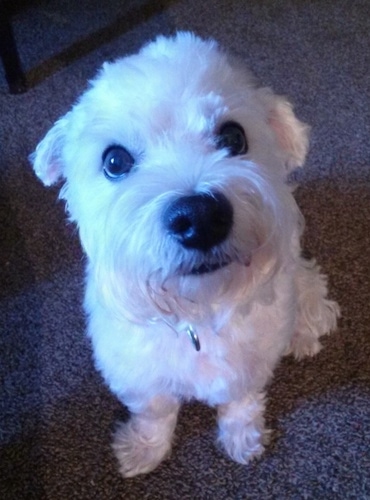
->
[[186, 325, 201, 351]]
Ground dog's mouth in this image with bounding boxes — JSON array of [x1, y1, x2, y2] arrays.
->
[[189, 259, 231, 276], [177, 253, 251, 277], [187, 254, 252, 276]]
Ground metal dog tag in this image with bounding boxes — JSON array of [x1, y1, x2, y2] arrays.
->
[[186, 325, 201, 351]]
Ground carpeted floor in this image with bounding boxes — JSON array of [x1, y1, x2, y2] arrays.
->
[[1, 1, 369, 498]]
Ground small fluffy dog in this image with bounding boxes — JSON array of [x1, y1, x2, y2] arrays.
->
[[31, 32, 340, 477]]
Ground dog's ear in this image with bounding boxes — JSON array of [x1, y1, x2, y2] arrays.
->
[[268, 96, 310, 172], [30, 114, 70, 186]]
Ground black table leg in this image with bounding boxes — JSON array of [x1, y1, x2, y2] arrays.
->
[[0, 5, 27, 94]]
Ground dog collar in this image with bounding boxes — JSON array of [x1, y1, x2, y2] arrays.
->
[[186, 325, 201, 351]]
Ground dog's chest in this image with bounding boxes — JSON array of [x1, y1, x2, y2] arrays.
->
[[90, 288, 294, 406], [164, 310, 286, 404]]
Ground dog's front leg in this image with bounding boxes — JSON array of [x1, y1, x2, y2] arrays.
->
[[217, 393, 269, 464], [113, 395, 180, 477]]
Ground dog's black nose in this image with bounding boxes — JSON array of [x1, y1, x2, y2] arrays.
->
[[163, 191, 233, 252]]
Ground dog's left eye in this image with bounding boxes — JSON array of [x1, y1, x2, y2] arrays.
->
[[216, 121, 248, 156], [102, 146, 135, 180]]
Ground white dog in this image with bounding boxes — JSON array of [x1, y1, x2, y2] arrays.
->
[[31, 32, 340, 477]]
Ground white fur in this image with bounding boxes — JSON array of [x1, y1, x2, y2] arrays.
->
[[31, 32, 340, 477]]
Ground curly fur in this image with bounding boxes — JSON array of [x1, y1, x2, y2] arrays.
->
[[31, 32, 340, 477]]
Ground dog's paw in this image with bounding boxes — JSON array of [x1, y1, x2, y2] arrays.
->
[[302, 296, 340, 339], [218, 423, 269, 464], [217, 394, 267, 465], [290, 297, 340, 360], [112, 421, 172, 478], [288, 333, 323, 360], [292, 259, 341, 361]]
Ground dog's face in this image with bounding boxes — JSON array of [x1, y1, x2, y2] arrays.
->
[[32, 32, 309, 323]]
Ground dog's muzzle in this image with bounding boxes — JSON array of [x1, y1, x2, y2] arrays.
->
[[163, 191, 233, 273]]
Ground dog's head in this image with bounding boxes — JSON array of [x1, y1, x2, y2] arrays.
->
[[31, 32, 309, 324]]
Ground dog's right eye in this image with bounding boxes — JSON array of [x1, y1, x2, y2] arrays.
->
[[102, 146, 135, 180]]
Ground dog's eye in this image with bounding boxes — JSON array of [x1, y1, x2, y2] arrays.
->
[[102, 146, 135, 180], [216, 121, 248, 156]]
